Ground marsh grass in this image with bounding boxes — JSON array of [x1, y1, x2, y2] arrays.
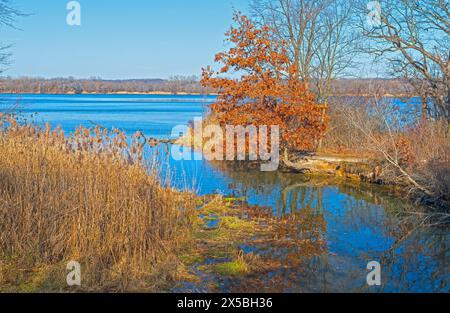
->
[[176, 195, 328, 289], [213, 251, 249, 276], [0, 116, 195, 291]]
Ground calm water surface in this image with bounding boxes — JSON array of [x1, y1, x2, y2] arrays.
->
[[0, 94, 448, 292]]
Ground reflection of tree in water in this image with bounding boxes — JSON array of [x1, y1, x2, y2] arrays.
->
[[210, 162, 449, 292], [210, 163, 332, 291], [211, 161, 404, 215], [375, 226, 449, 292], [233, 203, 331, 292]]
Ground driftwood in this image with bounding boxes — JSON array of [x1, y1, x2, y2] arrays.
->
[[282, 149, 368, 175]]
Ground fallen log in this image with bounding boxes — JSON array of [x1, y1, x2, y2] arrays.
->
[[282, 149, 371, 177]]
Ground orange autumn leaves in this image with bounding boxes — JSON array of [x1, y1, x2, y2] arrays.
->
[[201, 14, 328, 153]]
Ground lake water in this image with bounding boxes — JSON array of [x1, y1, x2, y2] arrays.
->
[[0, 94, 448, 292]]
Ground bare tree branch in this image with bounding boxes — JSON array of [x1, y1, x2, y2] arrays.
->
[[356, 0, 449, 122], [251, 0, 359, 104]]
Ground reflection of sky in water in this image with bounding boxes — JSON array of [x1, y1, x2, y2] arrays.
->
[[1, 93, 447, 292]]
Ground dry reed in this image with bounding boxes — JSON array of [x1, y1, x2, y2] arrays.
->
[[0, 115, 195, 291]]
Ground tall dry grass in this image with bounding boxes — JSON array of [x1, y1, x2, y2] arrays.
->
[[0, 116, 195, 291], [321, 96, 450, 211]]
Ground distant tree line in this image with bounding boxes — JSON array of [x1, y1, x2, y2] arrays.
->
[[0, 76, 216, 95], [0, 76, 412, 96]]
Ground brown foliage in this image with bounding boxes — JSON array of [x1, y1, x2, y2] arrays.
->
[[201, 14, 327, 152]]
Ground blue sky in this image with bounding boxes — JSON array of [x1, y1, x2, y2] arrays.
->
[[0, 0, 249, 79]]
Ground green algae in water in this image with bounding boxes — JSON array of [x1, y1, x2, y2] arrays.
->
[[213, 260, 249, 276]]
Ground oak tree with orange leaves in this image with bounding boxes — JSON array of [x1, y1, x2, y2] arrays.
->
[[201, 14, 328, 157]]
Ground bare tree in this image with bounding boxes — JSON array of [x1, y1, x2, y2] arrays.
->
[[250, 0, 358, 104], [345, 96, 434, 194], [357, 0, 449, 123], [332, 88, 450, 208], [0, 0, 22, 74]]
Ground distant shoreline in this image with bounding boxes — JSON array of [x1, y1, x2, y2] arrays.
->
[[0, 77, 415, 98]]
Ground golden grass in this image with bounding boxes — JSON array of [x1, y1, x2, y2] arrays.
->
[[0, 116, 195, 291]]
